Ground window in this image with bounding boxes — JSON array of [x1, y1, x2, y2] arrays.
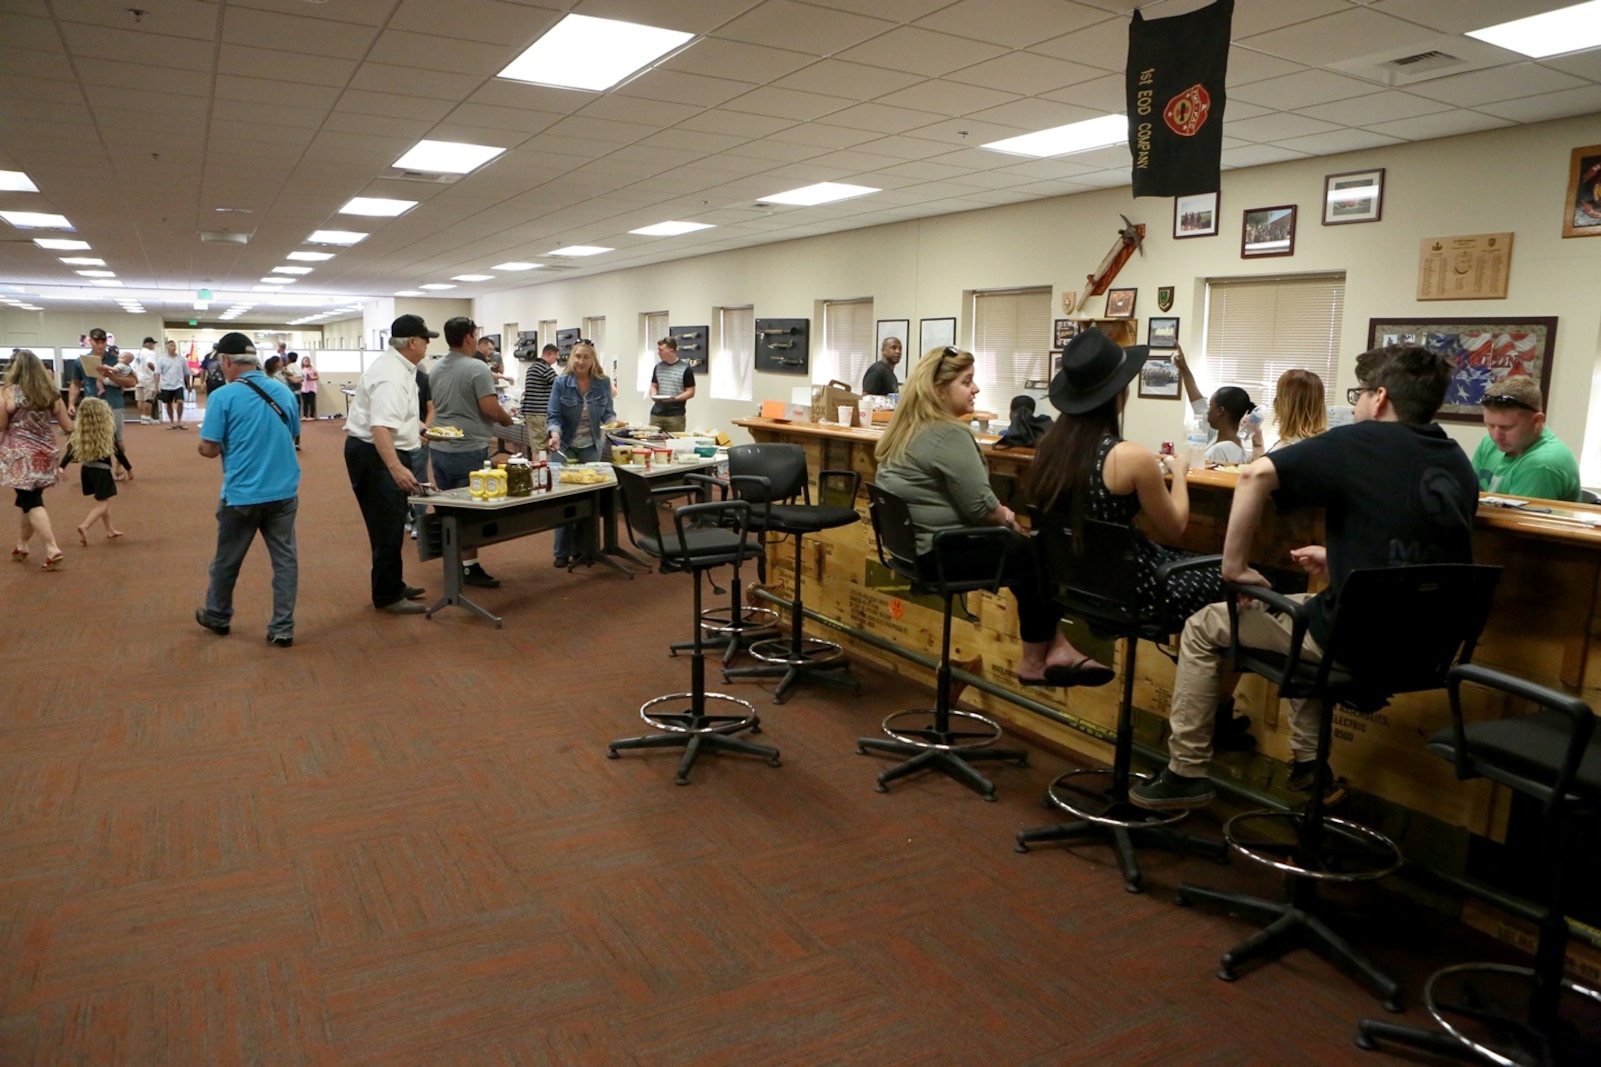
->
[[971, 287, 1052, 400], [1201, 272, 1345, 425], [713, 305, 753, 402], [817, 298, 874, 387], [640, 310, 667, 393]]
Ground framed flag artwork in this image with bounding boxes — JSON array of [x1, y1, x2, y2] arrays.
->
[[1367, 316, 1557, 424]]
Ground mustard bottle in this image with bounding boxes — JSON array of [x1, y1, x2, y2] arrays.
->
[[470, 461, 489, 500]]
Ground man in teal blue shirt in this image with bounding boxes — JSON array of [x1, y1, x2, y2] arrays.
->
[[1471, 376, 1580, 502]]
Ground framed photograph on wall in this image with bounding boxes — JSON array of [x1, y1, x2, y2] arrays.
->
[[1105, 288, 1136, 318], [1323, 168, 1384, 225], [1174, 191, 1219, 239], [918, 317, 956, 355], [1139, 353, 1181, 400], [1242, 204, 1296, 258], [1053, 318, 1079, 349], [1147, 316, 1179, 349], [1367, 316, 1558, 424], [876, 319, 909, 360], [1562, 143, 1601, 238]]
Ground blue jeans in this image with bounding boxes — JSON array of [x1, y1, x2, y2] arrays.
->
[[553, 441, 600, 560], [203, 497, 298, 638], [430, 447, 488, 491]]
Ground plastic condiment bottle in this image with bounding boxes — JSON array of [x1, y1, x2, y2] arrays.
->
[[1185, 419, 1210, 468], [469, 462, 488, 499], [535, 451, 551, 493]]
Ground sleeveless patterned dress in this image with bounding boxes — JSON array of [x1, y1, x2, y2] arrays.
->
[[1086, 434, 1222, 632], [0, 388, 60, 491]]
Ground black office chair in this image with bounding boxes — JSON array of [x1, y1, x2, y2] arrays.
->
[[607, 466, 781, 785], [668, 471, 779, 666], [1014, 515, 1229, 891], [1357, 664, 1601, 1064], [722, 443, 862, 703], [1175, 564, 1502, 1009], [856, 483, 1029, 800]]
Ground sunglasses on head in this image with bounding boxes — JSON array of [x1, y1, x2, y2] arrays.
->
[[1481, 394, 1533, 411]]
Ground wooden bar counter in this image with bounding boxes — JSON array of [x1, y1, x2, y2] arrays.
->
[[735, 418, 1601, 872]]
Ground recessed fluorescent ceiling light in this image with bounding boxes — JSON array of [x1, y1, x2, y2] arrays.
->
[[272, 266, 313, 275], [492, 262, 540, 271], [393, 139, 506, 175], [499, 14, 692, 92], [307, 230, 367, 246], [260, 277, 296, 284], [287, 251, 335, 261], [35, 238, 89, 249], [981, 114, 1128, 157], [630, 220, 714, 236], [451, 274, 494, 282], [1467, 0, 1601, 57], [90, 279, 123, 287], [394, 290, 426, 297], [419, 283, 456, 290], [546, 245, 612, 257], [757, 182, 879, 207], [0, 170, 39, 192], [75, 270, 115, 278], [2, 211, 73, 230], [338, 197, 416, 217], [59, 257, 106, 266]]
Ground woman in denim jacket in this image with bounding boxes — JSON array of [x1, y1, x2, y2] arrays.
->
[[545, 341, 615, 567]]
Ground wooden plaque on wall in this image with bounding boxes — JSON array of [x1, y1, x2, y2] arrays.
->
[[1417, 232, 1513, 300]]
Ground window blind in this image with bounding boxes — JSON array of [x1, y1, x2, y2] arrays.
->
[[971, 287, 1052, 398], [640, 311, 668, 393], [713, 305, 753, 402], [583, 316, 607, 376], [1202, 273, 1345, 416], [818, 298, 874, 387]]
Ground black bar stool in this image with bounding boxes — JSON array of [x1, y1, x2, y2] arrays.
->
[[856, 483, 1029, 801], [1175, 564, 1502, 1009], [1014, 514, 1228, 891], [721, 443, 861, 703], [606, 467, 781, 785], [1357, 663, 1601, 1064], [668, 472, 779, 666]]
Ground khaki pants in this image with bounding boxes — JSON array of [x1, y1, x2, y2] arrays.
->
[[653, 414, 686, 433], [1167, 594, 1326, 776], [522, 415, 547, 454]]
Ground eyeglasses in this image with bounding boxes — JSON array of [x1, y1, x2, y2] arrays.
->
[[1346, 386, 1372, 405], [1481, 394, 1533, 411]]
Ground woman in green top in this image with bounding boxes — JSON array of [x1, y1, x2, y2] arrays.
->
[[874, 347, 1112, 687]]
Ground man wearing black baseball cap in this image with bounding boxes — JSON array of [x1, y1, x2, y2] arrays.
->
[[343, 315, 433, 614], [196, 331, 302, 647]]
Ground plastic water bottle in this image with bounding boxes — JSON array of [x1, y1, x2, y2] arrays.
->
[[1185, 420, 1210, 467]]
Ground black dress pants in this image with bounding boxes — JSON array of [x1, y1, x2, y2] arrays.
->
[[344, 437, 412, 607]]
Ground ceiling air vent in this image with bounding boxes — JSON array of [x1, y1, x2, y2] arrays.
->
[[390, 170, 463, 185], [199, 231, 250, 244], [1330, 35, 1510, 87]]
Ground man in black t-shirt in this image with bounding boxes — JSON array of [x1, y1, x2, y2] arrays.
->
[[1132, 344, 1478, 812], [862, 336, 903, 395]]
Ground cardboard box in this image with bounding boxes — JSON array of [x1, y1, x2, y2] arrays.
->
[[811, 379, 860, 426]]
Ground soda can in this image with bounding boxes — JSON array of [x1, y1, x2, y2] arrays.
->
[[1159, 441, 1175, 456]]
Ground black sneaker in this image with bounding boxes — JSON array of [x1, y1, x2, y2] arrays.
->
[[462, 564, 500, 588], [267, 635, 293, 648], [1287, 760, 1347, 805], [195, 609, 230, 637], [1129, 769, 1215, 812]]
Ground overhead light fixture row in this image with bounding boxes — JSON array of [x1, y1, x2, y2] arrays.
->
[[287, 251, 335, 261], [0, 210, 71, 230], [492, 262, 540, 271], [498, 14, 693, 92], [630, 221, 714, 236], [0, 170, 39, 192], [338, 197, 416, 218], [981, 114, 1127, 158], [451, 274, 494, 282], [306, 230, 367, 246], [1468, 0, 1601, 57], [547, 245, 612, 257], [757, 182, 879, 207], [393, 139, 506, 175]]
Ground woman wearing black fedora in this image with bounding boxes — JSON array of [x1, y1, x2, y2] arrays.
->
[[1030, 329, 1224, 635], [875, 346, 1114, 687]]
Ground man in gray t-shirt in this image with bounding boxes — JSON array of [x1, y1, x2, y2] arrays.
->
[[428, 317, 515, 587]]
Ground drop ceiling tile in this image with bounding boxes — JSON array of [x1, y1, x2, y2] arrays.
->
[[230, 0, 402, 28], [1271, 127, 1406, 155], [212, 75, 341, 112], [871, 79, 1019, 116], [82, 62, 212, 98], [368, 29, 516, 71], [800, 148, 914, 174], [772, 58, 923, 99], [1228, 0, 1349, 37], [442, 102, 564, 136], [212, 98, 329, 131], [1366, 0, 1563, 36], [605, 143, 705, 171], [1022, 16, 1126, 68], [835, 27, 1007, 76], [1226, 111, 1346, 143], [1476, 85, 1601, 124], [467, 80, 591, 114], [387, 0, 558, 44], [578, 94, 702, 129], [814, 102, 945, 135], [1365, 109, 1515, 142], [677, 110, 796, 139], [218, 46, 359, 88], [1407, 64, 1590, 108], [939, 167, 1034, 190], [210, 125, 318, 150], [614, 70, 757, 109], [1224, 48, 1311, 89], [993, 157, 1101, 181], [546, 114, 663, 145], [0, 75, 83, 106], [916, 0, 1108, 48], [320, 110, 436, 140], [963, 98, 1105, 130], [61, 23, 214, 68], [52, 0, 218, 37], [1240, 8, 1436, 67], [0, 47, 74, 82], [336, 90, 456, 123], [950, 52, 1106, 96], [1232, 69, 1382, 112], [1219, 143, 1312, 169], [852, 134, 957, 161], [638, 128, 747, 154], [666, 37, 815, 84], [0, 12, 63, 53], [83, 86, 210, 119], [1037, 71, 1126, 113], [714, 1, 895, 56], [1540, 49, 1601, 83], [721, 139, 827, 164], [221, 7, 380, 61], [871, 159, 976, 183], [905, 121, 1032, 151], [1297, 90, 1450, 126], [723, 85, 854, 122], [348, 64, 486, 102]]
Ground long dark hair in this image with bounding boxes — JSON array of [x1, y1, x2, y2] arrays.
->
[[1030, 395, 1121, 539]]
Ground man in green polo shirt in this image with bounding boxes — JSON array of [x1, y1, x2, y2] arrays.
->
[[1471, 376, 1580, 502]]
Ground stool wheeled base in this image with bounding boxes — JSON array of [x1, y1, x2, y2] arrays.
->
[[858, 708, 1027, 802], [1016, 768, 1228, 894], [608, 691, 780, 786], [726, 634, 857, 704]]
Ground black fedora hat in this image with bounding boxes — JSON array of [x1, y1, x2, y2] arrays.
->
[[1050, 328, 1148, 415]]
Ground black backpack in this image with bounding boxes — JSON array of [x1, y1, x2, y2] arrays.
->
[[994, 395, 1053, 449]]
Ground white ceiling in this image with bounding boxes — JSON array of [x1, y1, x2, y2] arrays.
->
[[1, 0, 1597, 322]]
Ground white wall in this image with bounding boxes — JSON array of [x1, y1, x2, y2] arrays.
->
[[474, 113, 1601, 472]]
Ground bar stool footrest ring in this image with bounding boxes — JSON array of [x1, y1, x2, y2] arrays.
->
[[1423, 960, 1601, 1065], [700, 605, 779, 635], [1045, 768, 1188, 829], [1224, 809, 1401, 883], [881, 708, 1004, 752], [639, 691, 759, 735], [748, 635, 843, 666]]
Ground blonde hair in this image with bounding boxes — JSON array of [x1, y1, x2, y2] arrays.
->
[[69, 396, 116, 462], [564, 342, 607, 379], [875, 347, 973, 465], [1273, 368, 1327, 444], [3, 349, 61, 412]]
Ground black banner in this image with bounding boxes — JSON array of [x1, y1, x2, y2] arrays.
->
[[1127, 0, 1233, 198]]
